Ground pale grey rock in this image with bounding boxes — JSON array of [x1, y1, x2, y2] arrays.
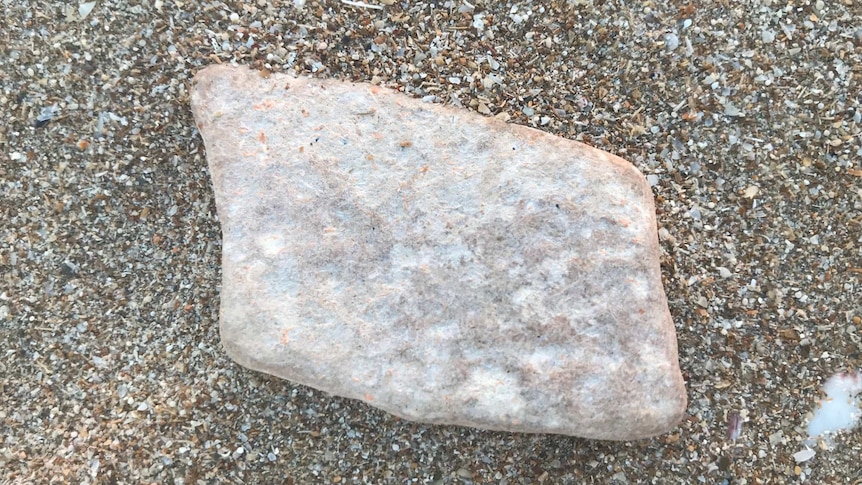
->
[[191, 65, 686, 440]]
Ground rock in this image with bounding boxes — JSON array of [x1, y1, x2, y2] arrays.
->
[[190, 65, 686, 440]]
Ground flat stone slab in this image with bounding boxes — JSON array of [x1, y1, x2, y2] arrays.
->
[[191, 64, 686, 440]]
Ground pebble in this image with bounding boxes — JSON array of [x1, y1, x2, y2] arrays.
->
[[192, 65, 687, 440], [664, 33, 679, 51]]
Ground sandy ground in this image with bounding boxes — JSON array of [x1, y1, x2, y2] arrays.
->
[[2, 0, 861, 483]]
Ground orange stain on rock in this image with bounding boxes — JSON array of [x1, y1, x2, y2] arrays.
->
[[252, 100, 276, 110]]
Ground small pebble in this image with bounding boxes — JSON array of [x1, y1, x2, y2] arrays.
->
[[664, 33, 679, 51]]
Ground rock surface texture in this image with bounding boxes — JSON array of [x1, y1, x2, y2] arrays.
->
[[191, 64, 686, 440]]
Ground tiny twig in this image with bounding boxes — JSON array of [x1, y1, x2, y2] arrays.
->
[[340, 0, 383, 9]]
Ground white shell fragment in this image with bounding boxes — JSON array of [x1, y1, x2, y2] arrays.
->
[[78, 1, 96, 19], [807, 370, 862, 439], [793, 448, 816, 463]]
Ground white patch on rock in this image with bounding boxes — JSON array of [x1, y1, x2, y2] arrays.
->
[[256, 233, 286, 258]]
